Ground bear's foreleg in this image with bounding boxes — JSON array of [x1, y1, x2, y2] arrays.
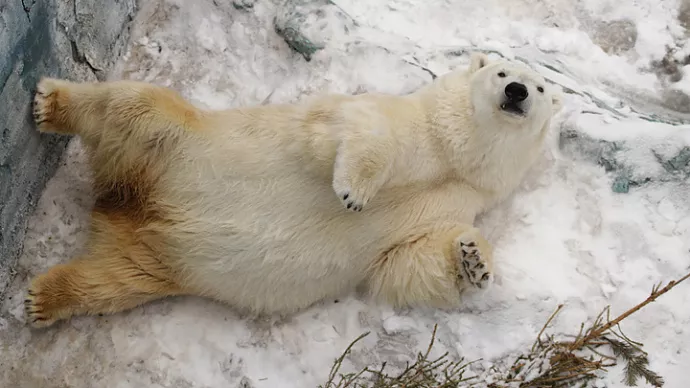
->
[[332, 136, 396, 212], [367, 224, 494, 308]]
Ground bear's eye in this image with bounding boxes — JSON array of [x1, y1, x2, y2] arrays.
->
[[498, 72, 506, 78], [537, 86, 544, 93]]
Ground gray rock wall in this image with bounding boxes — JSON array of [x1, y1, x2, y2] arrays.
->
[[0, 0, 137, 294]]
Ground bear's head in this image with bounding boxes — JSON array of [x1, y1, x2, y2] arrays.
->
[[467, 53, 562, 131]]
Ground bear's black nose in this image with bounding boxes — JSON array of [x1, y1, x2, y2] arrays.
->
[[505, 82, 528, 102]]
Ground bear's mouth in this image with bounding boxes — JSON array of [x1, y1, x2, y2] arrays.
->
[[500, 101, 525, 116]]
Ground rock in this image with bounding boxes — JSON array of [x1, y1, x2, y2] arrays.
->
[[0, 0, 137, 295], [660, 146, 690, 174], [233, 0, 256, 10], [661, 88, 690, 114], [274, 20, 325, 61], [560, 128, 689, 194], [558, 128, 622, 173], [274, 0, 355, 61], [611, 176, 631, 194], [653, 48, 690, 84], [679, 0, 690, 32], [589, 19, 638, 55], [238, 377, 255, 388]]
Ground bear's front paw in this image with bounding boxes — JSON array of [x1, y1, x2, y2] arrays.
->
[[454, 230, 494, 290], [336, 190, 363, 212], [332, 179, 379, 212]]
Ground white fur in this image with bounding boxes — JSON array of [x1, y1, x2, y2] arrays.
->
[[145, 53, 563, 314]]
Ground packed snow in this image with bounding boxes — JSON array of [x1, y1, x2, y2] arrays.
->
[[1, 0, 689, 387]]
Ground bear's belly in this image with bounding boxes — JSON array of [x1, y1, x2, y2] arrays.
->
[[154, 163, 398, 313], [149, 135, 481, 313]]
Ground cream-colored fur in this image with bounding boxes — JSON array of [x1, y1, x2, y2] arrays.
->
[[25, 53, 562, 328]]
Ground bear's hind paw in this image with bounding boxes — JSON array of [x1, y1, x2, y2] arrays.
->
[[455, 232, 493, 290]]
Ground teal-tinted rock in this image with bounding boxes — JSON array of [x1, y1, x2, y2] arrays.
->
[[611, 176, 630, 193], [273, 22, 324, 61], [558, 128, 689, 193], [274, 0, 355, 62], [233, 0, 256, 10], [666, 147, 690, 172], [559, 129, 621, 172], [273, 0, 329, 62]]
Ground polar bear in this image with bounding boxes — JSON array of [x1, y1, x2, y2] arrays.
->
[[25, 53, 561, 328]]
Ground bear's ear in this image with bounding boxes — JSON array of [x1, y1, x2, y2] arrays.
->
[[469, 52, 490, 74], [551, 92, 563, 114]]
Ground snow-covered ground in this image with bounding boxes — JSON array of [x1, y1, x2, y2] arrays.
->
[[1, 0, 689, 387]]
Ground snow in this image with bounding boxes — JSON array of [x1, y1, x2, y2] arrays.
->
[[1, 0, 689, 387]]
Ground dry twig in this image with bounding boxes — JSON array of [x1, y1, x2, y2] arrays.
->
[[319, 272, 689, 388]]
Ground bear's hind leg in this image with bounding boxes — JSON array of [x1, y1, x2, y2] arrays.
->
[[33, 77, 202, 139], [33, 77, 203, 187], [24, 211, 184, 328], [367, 224, 494, 309], [25, 253, 183, 328]]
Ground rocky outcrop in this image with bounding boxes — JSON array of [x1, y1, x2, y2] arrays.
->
[[0, 0, 137, 294]]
